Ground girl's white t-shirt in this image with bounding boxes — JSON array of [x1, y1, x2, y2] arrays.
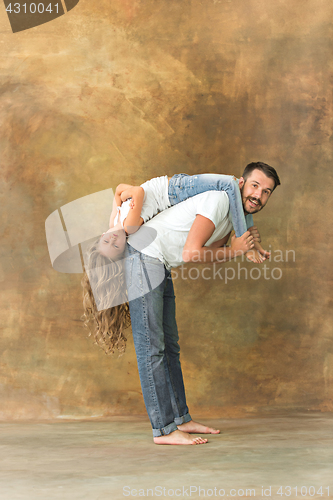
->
[[128, 191, 233, 269], [114, 175, 170, 227]]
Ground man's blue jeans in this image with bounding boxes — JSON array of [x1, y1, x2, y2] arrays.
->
[[125, 244, 192, 437], [168, 173, 254, 237]]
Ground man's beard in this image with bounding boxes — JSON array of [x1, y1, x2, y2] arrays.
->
[[240, 185, 262, 214]]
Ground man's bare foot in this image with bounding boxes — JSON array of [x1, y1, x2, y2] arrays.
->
[[177, 420, 220, 434], [153, 429, 208, 445]]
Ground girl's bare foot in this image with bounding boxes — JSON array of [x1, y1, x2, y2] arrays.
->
[[153, 429, 208, 445], [177, 420, 220, 434], [245, 249, 265, 263]]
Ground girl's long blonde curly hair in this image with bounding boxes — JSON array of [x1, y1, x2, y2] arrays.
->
[[81, 239, 131, 355]]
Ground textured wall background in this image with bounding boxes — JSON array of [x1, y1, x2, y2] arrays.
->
[[0, 0, 332, 420]]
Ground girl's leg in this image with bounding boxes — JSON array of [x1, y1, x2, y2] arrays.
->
[[245, 213, 254, 229], [168, 173, 247, 237]]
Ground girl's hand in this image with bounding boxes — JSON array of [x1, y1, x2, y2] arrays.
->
[[121, 191, 131, 202]]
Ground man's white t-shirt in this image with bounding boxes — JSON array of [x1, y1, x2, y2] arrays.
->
[[127, 191, 233, 269]]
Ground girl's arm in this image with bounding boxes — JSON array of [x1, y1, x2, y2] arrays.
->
[[109, 196, 119, 228], [122, 186, 145, 235], [110, 183, 142, 227], [114, 183, 136, 206]]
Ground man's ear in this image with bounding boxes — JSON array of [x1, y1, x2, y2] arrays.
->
[[238, 177, 245, 189]]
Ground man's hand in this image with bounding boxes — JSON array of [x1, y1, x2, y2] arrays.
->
[[230, 231, 254, 258], [248, 225, 261, 243]]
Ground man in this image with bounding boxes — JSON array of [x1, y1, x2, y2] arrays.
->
[[126, 162, 280, 445]]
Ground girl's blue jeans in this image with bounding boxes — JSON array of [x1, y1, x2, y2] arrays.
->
[[168, 173, 254, 237], [125, 244, 192, 437]]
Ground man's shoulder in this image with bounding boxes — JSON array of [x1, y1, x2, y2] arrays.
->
[[193, 190, 229, 211], [192, 191, 230, 228], [144, 190, 229, 225], [197, 190, 228, 201]]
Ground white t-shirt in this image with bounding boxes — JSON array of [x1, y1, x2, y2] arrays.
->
[[114, 175, 170, 226], [128, 191, 233, 269]]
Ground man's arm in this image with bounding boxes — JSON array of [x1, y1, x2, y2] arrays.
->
[[210, 228, 270, 264], [208, 233, 231, 249], [182, 214, 254, 264]]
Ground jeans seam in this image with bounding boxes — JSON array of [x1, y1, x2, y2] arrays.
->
[[141, 254, 162, 428], [141, 273, 164, 433], [163, 274, 185, 421], [165, 350, 182, 417]]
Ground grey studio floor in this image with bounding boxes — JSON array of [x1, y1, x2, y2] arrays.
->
[[0, 412, 332, 500]]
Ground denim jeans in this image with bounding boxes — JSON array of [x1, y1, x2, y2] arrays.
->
[[125, 244, 192, 437], [168, 173, 254, 237]]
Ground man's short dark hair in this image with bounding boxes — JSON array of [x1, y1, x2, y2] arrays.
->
[[242, 162, 281, 191]]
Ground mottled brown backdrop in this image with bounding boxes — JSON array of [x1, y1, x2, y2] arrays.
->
[[0, 0, 332, 420]]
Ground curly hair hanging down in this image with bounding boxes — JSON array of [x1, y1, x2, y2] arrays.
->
[[81, 239, 131, 355]]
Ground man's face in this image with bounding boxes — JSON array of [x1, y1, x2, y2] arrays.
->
[[238, 169, 275, 214]]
